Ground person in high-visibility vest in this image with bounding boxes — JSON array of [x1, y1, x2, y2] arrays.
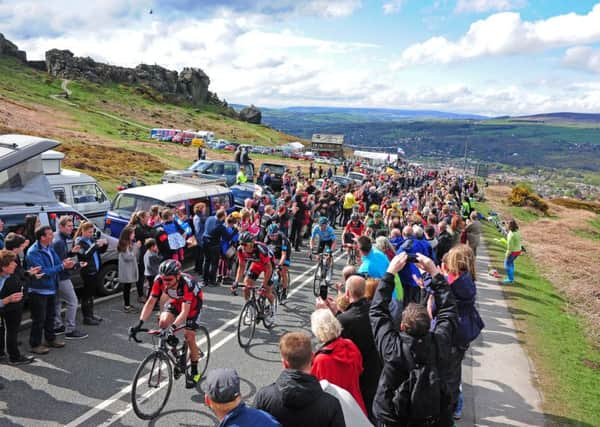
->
[[236, 166, 248, 184]]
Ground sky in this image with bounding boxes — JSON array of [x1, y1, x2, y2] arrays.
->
[[1, 0, 600, 116]]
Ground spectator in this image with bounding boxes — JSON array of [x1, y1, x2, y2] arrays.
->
[[192, 202, 208, 274], [203, 368, 281, 426], [143, 238, 162, 295], [23, 214, 40, 248], [262, 168, 273, 188], [436, 221, 453, 265], [202, 209, 237, 286], [147, 205, 161, 228], [160, 209, 186, 262], [26, 226, 76, 354], [117, 226, 141, 313], [369, 253, 457, 426], [330, 275, 382, 422], [128, 210, 156, 303], [290, 190, 307, 252], [310, 308, 367, 415], [52, 217, 88, 340], [504, 219, 522, 284], [254, 331, 345, 427], [0, 249, 34, 364], [364, 277, 379, 301], [0, 218, 5, 249], [444, 244, 484, 419], [375, 236, 396, 261], [74, 221, 108, 326], [357, 236, 389, 279], [465, 211, 482, 257], [236, 165, 248, 184]]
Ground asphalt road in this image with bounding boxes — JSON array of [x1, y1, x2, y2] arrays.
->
[[1, 243, 347, 427]]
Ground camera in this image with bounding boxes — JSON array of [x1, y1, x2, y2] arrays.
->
[[94, 230, 101, 240], [319, 285, 328, 300]]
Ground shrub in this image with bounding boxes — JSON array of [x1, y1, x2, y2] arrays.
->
[[550, 198, 600, 214], [508, 184, 549, 214]]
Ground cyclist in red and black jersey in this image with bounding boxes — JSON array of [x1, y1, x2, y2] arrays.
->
[[232, 232, 275, 313], [343, 212, 365, 256], [131, 260, 204, 388]]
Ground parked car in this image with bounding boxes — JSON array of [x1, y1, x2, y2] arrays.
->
[[258, 162, 286, 192], [105, 182, 234, 238], [347, 171, 367, 183], [224, 144, 236, 151], [162, 160, 255, 187], [230, 183, 275, 209], [330, 175, 354, 188]]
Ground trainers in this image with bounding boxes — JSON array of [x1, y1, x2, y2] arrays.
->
[[65, 330, 88, 340], [46, 340, 65, 348], [185, 374, 201, 389], [502, 278, 513, 284], [123, 305, 139, 313], [53, 325, 66, 335], [30, 345, 50, 355], [83, 317, 101, 326], [9, 355, 35, 365]]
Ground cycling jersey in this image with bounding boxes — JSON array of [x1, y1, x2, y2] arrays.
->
[[311, 225, 336, 243], [266, 233, 291, 264], [238, 241, 274, 280], [344, 221, 365, 237], [150, 274, 204, 320]]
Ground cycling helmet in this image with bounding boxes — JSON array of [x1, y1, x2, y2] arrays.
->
[[158, 259, 181, 277], [318, 217, 329, 225], [267, 223, 280, 235], [370, 204, 379, 212], [350, 212, 360, 221], [239, 231, 254, 244]]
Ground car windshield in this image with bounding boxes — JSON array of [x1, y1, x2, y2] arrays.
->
[[263, 165, 285, 175], [188, 160, 211, 172]]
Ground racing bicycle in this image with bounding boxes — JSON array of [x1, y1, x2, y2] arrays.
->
[[237, 283, 277, 348], [311, 246, 334, 297], [128, 324, 211, 420]]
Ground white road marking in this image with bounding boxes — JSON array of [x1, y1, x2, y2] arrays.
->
[[67, 253, 345, 427], [85, 350, 141, 365]]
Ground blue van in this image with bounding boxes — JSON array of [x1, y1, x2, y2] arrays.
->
[[104, 182, 234, 237]]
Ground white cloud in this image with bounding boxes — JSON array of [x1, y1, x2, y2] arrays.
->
[[391, 4, 600, 68], [455, 0, 526, 14], [382, 0, 405, 15], [563, 46, 600, 73]]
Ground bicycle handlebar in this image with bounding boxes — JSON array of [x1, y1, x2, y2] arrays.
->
[[128, 324, 187, 343]]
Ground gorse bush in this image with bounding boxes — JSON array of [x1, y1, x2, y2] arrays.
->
[[508, 184, 549, 214]]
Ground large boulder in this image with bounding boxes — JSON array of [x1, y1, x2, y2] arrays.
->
[[0, 33, 27, 61], [239, 104, 262, 124]]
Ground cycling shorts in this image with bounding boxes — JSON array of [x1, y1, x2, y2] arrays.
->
[[246, 261, 272, 284], [318, 240, 334, 253], [343, 232, 358, 244], [165, 303, 202, 330]]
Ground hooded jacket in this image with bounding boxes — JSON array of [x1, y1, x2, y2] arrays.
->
[[253, 369, 345, 427], [369, 272, 458, 426], [311, 337, 367, 415]]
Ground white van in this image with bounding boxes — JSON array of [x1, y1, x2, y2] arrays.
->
[[42, 150, 110, 228]]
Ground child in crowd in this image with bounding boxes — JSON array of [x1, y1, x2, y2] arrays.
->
[[117, 226, 140, 313], [161, 209, 186, 262], [143, 238, 162, 296]]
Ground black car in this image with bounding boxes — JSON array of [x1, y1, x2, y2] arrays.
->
[[258, 163, 286, 192]]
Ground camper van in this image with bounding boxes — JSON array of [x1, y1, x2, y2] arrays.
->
[[0, 134, 120, 295], [41, 150, 110, 228]]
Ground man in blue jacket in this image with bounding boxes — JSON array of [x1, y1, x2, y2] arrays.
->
[[202, 209, 237, 286], [26, 226, 75, 354], [204, 368, 281, 427]]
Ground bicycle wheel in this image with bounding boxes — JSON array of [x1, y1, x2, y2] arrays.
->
[[196, 326, 211, 378], [131, 351, 173, 420], [237, 301, 257, 348], [313, 262, 323, 297], [262, 295, 277, 330]]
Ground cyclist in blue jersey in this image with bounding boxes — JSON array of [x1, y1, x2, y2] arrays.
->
[[310, 217, 337, 274]]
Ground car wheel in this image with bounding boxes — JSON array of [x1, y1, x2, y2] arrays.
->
[[97, 263, 121, 296]]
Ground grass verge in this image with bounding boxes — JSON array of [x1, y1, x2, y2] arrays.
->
[[475, 201, 600, 426]]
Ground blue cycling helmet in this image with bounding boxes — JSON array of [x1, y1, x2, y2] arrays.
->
[[318, 217, 329, 225], [267, 223, 280, 235]]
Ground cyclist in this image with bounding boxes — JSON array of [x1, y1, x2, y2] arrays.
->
[[232, 232, 275, 318], [310, 217, 337, 276], [264, 223, 291, 302], [342, 212, 364, 259], [130, 260, 204, 388]]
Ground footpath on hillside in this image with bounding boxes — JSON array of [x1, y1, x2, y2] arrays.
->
[[458, 243, 545, 426]]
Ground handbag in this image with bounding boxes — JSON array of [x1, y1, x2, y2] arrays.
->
[[457, 307, 485, 346]]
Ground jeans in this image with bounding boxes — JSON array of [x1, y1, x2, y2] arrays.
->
[[122, 282, 132, 306], [504, 253, 518, 282], [55, 279, 78, 333], [29, 293, 57, 348], [195, 243, 205, 272], [290, 219, 303, 250]]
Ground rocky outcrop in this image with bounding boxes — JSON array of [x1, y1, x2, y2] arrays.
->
[[239, 104, 262, 124], [45, 49, 212, 106], [0, 33, 27, 62]]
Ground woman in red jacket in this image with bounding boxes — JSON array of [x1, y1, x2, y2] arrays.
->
[[310, 308, 367, 416]]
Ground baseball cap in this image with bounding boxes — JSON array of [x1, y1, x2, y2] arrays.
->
[[203, 368, 241, 403]]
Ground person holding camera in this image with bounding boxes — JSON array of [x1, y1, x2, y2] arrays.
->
[[74, 221, 108, 326]]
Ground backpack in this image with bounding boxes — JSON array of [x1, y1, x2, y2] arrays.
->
[[392, 338, 446, 423]]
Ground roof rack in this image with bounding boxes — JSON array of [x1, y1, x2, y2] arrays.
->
[[161, 172, 227, 187]]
